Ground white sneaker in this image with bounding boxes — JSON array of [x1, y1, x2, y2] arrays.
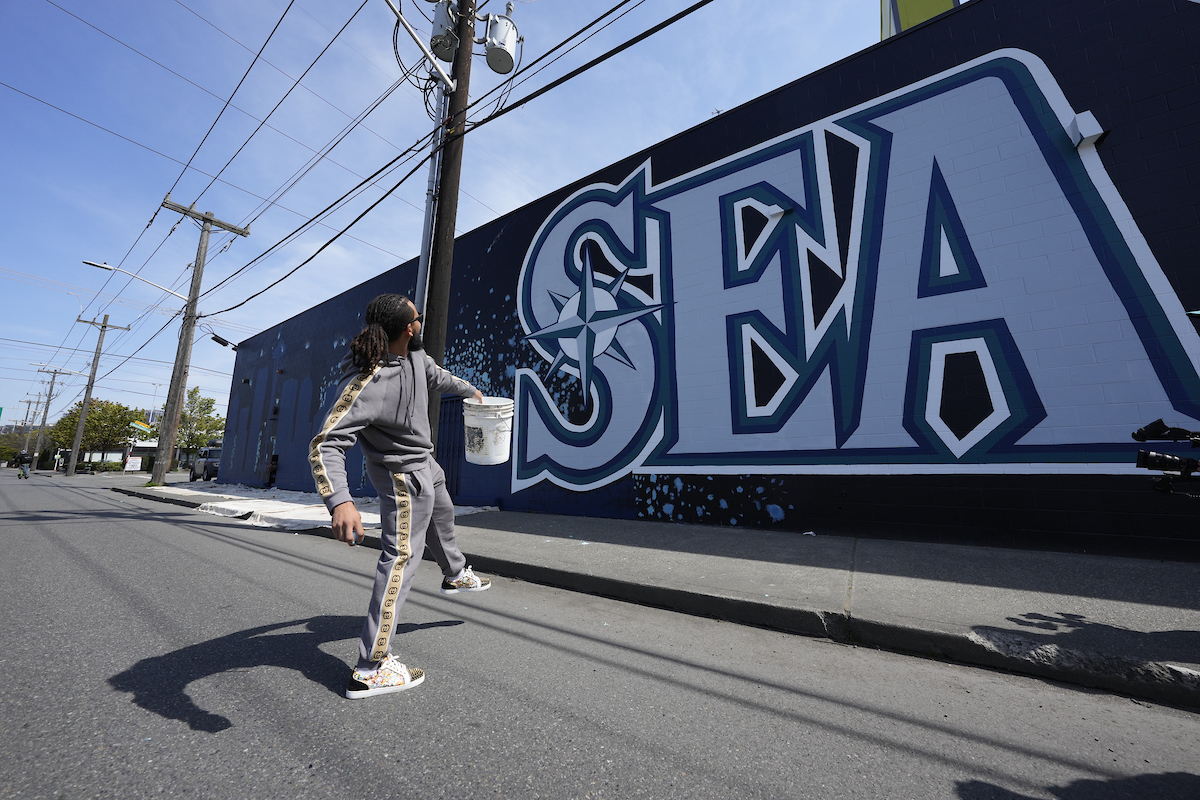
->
[[440, 566, 491, 594], [345, 654, 425, 699]]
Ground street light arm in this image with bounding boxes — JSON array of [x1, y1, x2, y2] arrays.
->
[[82, 260, 188, 301]]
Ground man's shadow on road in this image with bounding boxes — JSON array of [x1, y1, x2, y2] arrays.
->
[[957, 772, 1200, 799], [972, 612, 1200, 668], [108, 615, 463, 733]]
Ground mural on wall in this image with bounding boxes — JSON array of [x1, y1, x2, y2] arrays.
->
[[220, 0, 1200, 541], [514, 50, 1200, 492]]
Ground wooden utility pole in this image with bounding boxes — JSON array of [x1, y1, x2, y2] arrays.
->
[[21, 396, 39, 452], [424, 0, 476, 448], [32, 370, 70, 468], [150, 195, 249, 485], [67, 314, 130, 476]]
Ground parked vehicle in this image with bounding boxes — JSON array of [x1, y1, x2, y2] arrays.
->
[[190, 445, 222, 481]]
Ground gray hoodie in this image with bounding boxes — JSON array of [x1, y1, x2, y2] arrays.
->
[[310, 350, 477, 512]]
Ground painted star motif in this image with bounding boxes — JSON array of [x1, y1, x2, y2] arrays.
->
[[525, 246, 661, 401]]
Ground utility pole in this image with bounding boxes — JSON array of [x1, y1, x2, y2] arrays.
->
[[424, 0, 477, 448], [21, 396, 40, 452], [67, 314, 130, 477], [32, 370, 70, 469], [150, 195, 249, 485], [415, 84, 450, 315]]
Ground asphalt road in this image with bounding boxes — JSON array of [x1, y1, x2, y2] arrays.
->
[[2, 472, 1198, 799]]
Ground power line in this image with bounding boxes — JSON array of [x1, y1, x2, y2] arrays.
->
[[462, 0, 644, 122], [5, 70, 417, 412], [43, 0, 420, 199], [17, 0, 722, 357], [0, 80, 408, 261], [13, 3, 439, 329], [11, 6, 478, 334], [199, 150, 435, 318], [81, 0, 299, 360], [195, 71, 424, 299], [174, 0, 428, 155], [235, 65, 418, 231], [197, 125, 441, 302], [472, 0, 719, 135], [165, 0, 298, 199], [89, 316, 179, 392], [32, 0, 400, 327], [36, 0, 294, 307], [0, 78, 187, 376], [0, 337, 232, 377], [1, 59, 417, 365], [0, 267, 175, 319], [0, 81, 190, 170], [196, 0, 721, 319], [190, 0, 369, 206]]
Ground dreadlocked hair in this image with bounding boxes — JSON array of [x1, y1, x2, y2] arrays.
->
[[349, 293, 417, 371]]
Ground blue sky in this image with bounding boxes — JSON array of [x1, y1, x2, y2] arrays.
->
[[1, 0, 879, 431]]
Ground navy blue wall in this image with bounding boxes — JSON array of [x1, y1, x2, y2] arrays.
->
[[221, 0, 1200, 555]]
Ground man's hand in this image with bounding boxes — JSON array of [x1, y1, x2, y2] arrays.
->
[[472, 389, 483, 403], [331, 501, 365, 546]]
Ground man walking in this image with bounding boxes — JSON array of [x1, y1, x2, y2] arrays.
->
[[310, 293, 490, 699], [16, 450, 32, 479]]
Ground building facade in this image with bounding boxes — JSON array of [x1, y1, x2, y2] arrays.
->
[[222, 0, 1200, 553]]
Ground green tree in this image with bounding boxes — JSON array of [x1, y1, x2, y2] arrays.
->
[[51, 400, 141, 456], [1, 430, 27, 464], [176, 387, 225, 460]]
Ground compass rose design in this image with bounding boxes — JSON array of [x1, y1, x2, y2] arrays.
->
[[525, 245, 662, 401]]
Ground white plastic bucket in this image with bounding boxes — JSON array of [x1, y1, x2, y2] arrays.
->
[[462, 396, 514, 465]]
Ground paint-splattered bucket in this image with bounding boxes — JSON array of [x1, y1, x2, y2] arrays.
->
[[463, 397, 514, 465]]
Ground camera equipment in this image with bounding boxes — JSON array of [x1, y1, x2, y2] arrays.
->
[[1136, 449, 1200, 474], [1131, 418, 1200, 444], [1132, 419, 1200, 494]]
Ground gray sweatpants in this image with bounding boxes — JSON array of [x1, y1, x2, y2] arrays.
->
[[356, 456, 466, 670]]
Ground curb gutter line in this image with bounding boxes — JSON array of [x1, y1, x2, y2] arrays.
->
[[112, 486, 1200, 711]]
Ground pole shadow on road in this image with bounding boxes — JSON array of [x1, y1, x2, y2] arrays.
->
[[956, 772, 1200, 799], [108, 615, 464, 733]]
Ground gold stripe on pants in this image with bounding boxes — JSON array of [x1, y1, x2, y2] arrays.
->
[[369, 472, 412, 662]]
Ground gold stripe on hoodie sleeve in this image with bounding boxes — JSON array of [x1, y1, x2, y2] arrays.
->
[[309, 368, 379, 499]]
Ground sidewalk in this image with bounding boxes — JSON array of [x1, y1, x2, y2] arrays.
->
[[99, 474, 1200, 711]]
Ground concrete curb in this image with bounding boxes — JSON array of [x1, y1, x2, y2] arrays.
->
[[111, 486, 224, 512], [464, 554, 1200, 711], [113, 486, 1200, 711]]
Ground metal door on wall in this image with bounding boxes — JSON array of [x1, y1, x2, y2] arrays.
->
[[435, 394, 464, 497]]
